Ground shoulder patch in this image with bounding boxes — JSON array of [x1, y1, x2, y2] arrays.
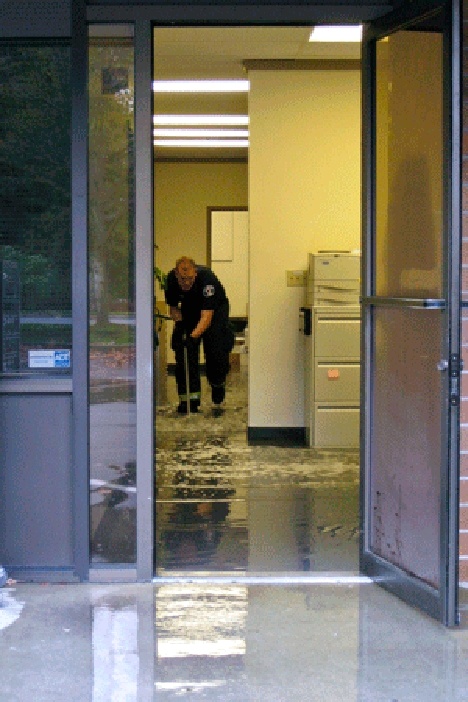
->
[[203, 284, 215, 297]]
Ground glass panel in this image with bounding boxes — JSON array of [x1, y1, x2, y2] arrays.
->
[[375, 25, 443, 298], [371, 307, 442, 588], [88, 27, 136, 564], [0, 45, 71, 375]]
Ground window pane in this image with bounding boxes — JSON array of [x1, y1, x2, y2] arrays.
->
[[375, 30, 443, 298], [0, 45, 71, 374], [88, 28, 136, 564]]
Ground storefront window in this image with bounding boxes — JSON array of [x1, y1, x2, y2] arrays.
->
[[0, 45, 71, 375], [88, 27, 136, 564]]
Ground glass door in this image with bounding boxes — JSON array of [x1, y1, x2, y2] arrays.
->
[[361, 0, 461, 626]]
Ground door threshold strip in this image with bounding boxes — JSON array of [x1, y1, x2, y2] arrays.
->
[[153, 573, 373, 585]]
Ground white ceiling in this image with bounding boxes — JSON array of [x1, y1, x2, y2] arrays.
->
[[153, 26, 361, 78], [152, 26, 361, 159]]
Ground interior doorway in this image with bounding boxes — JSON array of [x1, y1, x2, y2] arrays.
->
[[152, 26, 362, 576]]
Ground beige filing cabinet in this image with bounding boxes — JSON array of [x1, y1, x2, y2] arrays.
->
[[303, 252, 361, 448]]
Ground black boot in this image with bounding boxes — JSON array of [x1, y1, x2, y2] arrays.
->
[[211, 385, 225, 404], [177, 401, 188, 414]]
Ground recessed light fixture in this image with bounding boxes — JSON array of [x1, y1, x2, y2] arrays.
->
[[154, 128, 249, 138], [309, 25, 362, 43], [152, 80, 250, 93], [154, 139, 249, 148], [153, 114, 249, 126]]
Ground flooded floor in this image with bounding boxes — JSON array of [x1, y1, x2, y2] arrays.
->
[[2, 581, 468, 701], [4, 357, 468, 700], [156, 361, 359, 575]]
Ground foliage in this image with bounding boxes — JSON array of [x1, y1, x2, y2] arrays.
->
[[0, 46, 71, 312], [90, 322, 135, 346], [88, 45, 135, 325], [155, 266, 167, 291]]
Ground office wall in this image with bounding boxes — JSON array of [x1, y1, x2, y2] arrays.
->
[[154, 162, 248, 276], [248, 67, 361, 429], [154, 161, 248, 363]]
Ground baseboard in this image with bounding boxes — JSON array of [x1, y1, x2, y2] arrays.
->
[[248, 427, 306, 446]]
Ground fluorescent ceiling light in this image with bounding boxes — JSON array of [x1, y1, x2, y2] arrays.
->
[[154, 128, 249, 138], [154, 139, 249, 148], [153, 80, 249, 93], [309, 25, 362, 42], [153, 114, 249, 126]]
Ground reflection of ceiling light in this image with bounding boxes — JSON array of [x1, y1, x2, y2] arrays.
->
[[309, 25, 362, 42], [154, 139, 249, 147], [154, 128, 249, 138], [153, 114, 249, 126], [152, 80, 249, 93]]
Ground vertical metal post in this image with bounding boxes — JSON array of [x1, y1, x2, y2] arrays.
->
[[135, 18, 154, 581], [445, 0, 461, 627], [71, 0, 90, 581]]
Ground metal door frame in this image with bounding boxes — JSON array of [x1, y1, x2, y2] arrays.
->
[[75, 1, 461, 593], [360, 0, 461, 626]]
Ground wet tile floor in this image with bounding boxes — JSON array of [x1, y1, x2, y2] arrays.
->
[[156, 364, 360, 575], [3, 581, 468, 701]]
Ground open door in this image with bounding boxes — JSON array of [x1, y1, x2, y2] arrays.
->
[[361, 0, 461, 626]]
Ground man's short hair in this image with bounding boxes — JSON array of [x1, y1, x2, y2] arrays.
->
[[175, 256, 196, 270]]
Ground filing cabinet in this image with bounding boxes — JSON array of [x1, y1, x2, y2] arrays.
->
[[306, 306, 360, 448]]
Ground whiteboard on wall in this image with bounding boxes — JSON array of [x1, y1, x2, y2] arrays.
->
[[209, 208, 248, 319], [211, 210, 234, 261]]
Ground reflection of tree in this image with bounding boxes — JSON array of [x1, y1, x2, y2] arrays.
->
[[0, 46, 71, 312], [88, 45, 134, 326]]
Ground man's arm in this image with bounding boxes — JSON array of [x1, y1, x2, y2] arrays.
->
[[190, 309, 214, 339]]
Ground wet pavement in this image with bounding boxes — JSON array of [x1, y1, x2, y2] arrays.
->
[[2, 581, 468, 701]]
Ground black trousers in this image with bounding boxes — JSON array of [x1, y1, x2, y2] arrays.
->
[[171, 305, 234, 399]]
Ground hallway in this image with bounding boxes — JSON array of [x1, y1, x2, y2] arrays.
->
[[2, 580, 468, 701], [155, 361, 359, 575]]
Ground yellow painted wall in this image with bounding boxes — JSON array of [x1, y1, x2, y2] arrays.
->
[[248, 68, 361, 427], [154, 161, 248, 278], [154, 161, 248, 365]]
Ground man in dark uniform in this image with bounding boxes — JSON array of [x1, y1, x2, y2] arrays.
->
[[165, 256, 235, 414]]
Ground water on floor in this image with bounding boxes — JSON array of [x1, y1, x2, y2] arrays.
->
[[156, 362, 360, 575], [2, 581, 468, 701]]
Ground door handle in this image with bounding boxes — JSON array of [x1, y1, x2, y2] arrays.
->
[[437, 360, 448, 371]]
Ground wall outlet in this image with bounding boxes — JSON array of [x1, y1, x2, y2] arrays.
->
[[286, 270, 306, 287]]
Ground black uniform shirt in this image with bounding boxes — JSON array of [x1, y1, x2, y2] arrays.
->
[[165, 265, 228, 329]]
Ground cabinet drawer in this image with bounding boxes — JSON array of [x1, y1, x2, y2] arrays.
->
[[314, 363, 360, 401], [315, 317, 360, 358], [313, 405, 360, 448]]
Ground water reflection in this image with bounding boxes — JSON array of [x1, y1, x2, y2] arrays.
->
[[156, 361, 360, 575], [158, 471, 237, 570], [92, 596, 139, 701], [91, 460, 136, 562], [156, 433, 359, 574], [3, 581, 468, 701]]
